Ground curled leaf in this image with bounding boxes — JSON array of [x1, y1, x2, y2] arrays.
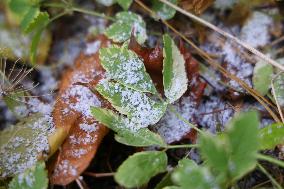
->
[[163, 34, 188, 103]]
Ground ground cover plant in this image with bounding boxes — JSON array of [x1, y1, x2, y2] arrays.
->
[[0, 0, 284, 188]]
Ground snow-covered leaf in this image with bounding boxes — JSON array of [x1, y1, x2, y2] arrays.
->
[[172, 158, 218, 189], [9, 161, 48, 189], [91, 107, 167, 147], [105, 11, 147, 44], [152, 0, 177, 20], [259, 123, 284, 150], [115, 151, 167, 188], [117, 0, 132, 10], [253, 60, 273, 95], [95, 81, 167, 127], [0, 113, 53, 177], [163, 34, 188, 103], [99, 45, 156, 93]]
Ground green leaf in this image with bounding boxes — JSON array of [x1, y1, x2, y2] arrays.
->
[[259, 123, 284, 150], [162, 34, 188, 103], [152, 0, 177, 20], [172, 159, 218, 189], [21, 11, 49, 64], [99, 45, 156, 93], [199, 132, 229, 175], [96, 81, 167, 127], [30, 28, 43, 64], [105, 11, 147, 44], [24, 12, 49, 34], [96, 0, 116, 6], [117, 0, 132, 10], [8, 161, 48, 189], [91, 107, 166, 147], [253, 60, 273, 95], [227, 111, 259, 181], [115, 151, 167, 188], [273, 72, 284, 107], [0, 113, 52, 177], [20, 7, 39, 33], [8, 0, 35, 16]]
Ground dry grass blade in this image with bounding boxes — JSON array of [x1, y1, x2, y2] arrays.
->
[[135, 0, 281, 122], [158, 0, 284, 72]]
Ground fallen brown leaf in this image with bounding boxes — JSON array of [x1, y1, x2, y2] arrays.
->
[[50, 35, 111, 185]]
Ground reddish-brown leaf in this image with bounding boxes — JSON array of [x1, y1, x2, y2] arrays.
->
[[50, 35, 111, 185]]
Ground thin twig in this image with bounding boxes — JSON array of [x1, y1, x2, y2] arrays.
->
[[84, 172, 115, 178], [75, 179, 85, 189], [158, 0, 284, 72]]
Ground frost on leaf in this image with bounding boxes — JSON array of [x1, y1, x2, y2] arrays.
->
[[0, 113, 53, 177], [105, 11, 147, 44], [50, 35, 110, 185], [96, 81, 167, 128], [9, 161, 48, 189], [91, 107, 166, 147], [99, 45, 156, 93], [163, 34, 188, 103]]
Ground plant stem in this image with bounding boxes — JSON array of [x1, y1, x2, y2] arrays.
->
[[166, 144, 198, 149], [43, 2, 115, 21], [72, 7, 115, 21], [49, 11, 69, 23], [257, 163, 282, 189], [257, 154, 284, 168]]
